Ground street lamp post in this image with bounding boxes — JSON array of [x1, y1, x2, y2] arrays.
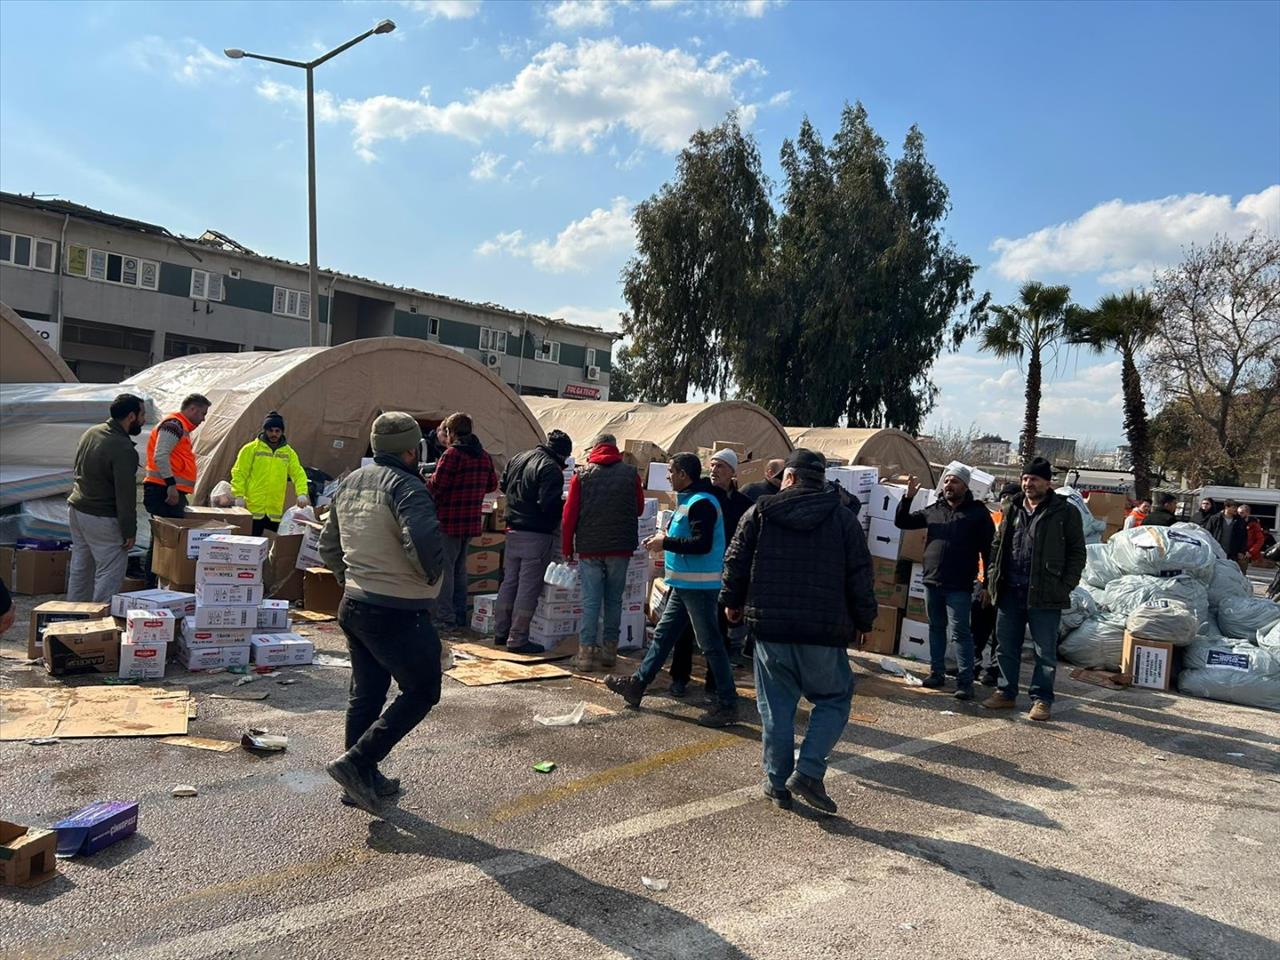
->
[[226, 19, 395, 347]]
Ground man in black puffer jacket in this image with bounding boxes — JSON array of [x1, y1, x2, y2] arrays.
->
[[495, 430, 573, 653], [720, 449, 877, 816]]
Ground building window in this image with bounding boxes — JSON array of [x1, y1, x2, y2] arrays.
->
[[163, 332, 238, 360], [273, 285, 311, 319], [0, 231, 56, 272], [585, 347, 596, 367], [190, 269, 224, 301], [427, 316, 440, 338], [537, 339, 561, 363], [71, 244, 159, 290], [480, 327, 508, 353]]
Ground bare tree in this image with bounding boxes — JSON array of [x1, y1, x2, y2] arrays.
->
[[1147, 232, 1280, 485], [918, 421, 982, 464]]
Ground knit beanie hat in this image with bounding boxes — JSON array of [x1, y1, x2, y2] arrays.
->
[[710, 448, 739, 472], [942, 461, 971, 488], [262, 410, 286, 432], [546, 429, 573, 459], [371, 412, 423, 455], [1022, 457, 1053, 481]]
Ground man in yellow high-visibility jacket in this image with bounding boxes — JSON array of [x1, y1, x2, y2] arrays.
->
[[230, 411, 311, 536]]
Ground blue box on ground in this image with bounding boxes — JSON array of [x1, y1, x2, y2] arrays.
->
[[54, 801, 139, 858]]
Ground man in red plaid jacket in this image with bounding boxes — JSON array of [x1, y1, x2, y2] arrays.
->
[[427, 412, 498, 630]]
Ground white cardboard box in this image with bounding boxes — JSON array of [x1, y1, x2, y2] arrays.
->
[[641, 498, 659, 521], [470, 611, 496, 635], [119, 638, 168, 679], [471, 593, 500, 618], [110, 589, 197, 619], [536, 600, 584, 620], [541, 584, 581, 604], [867, 518, 903, 560], [178, 642, 251, 670], [868, 483, 908, 521], [256, 600, 291, 632], [616, 610, 647, 650], [529, 613, 580, 640], [195, 583, 264, 607], [250, 633, 315, 666], [908, 563, 926, 600], [185, 525, 237, 560], [125, 609, 176, 645], [192, 604, 257, 629], [294, 521, 325, 572], [195, 562, 263, 586], [197, 535, 270, 566], [181, 618, 252, 646], [898, 617, 930, 660], [646, 462, 672, 492]]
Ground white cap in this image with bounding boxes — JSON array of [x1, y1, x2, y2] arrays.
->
[[710, 449, 739, 472]]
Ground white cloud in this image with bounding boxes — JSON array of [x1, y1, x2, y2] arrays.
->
[[547, 304, 626, 331], [128, 36, 235, 85], [469, 150, 505, 180], [645, 0, 785, 18], [256, 79, 341, 123], [545, 1, 619, 30], [476, 196, 635, 272], [256, 38, 770, 160], [990, 185, 1280, 283], [397, 0, 483, 19]]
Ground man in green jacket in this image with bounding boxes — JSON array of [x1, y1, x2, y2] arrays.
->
[[982, 457, 1085, 722], [67, 394, 146, 603], [230, 411, 311, 536]]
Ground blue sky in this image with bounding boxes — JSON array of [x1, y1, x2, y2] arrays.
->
[[2, 0, 1277, 447]]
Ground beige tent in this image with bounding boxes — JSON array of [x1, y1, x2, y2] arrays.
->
[[125, 337, 544, 502], [786, 427, 935, 485], [523, 398, 794, 462], [0, 302, 76, 383]]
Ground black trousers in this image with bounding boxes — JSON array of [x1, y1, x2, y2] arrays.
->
[[251, 516, 280, 537], [971, 589, 998, 666], [339, 597, 442, 767]]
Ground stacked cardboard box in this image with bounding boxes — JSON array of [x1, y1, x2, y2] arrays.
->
[[859, 483, 940, 658], [469, 593, 499, 634], [0, 546, 70, 596], [529, 579, 582, 649], [42, 618, 121, 676], [177, 534, 270, 670], [26, 600, 109, 660], [1085, 492, 1128, 543], [467, 532, 505, 595], [826, 466, 879, 533], [865, 483, 930, 564], [119, 609, 176, 679]]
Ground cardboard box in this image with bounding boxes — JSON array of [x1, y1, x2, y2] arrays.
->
[[535, 600, 583, 619], [899, 528, 927, 564], [470, 611, 496, 634], [617, 609, 647, 650], [27, 601, 109, 660], [194, 562, 263, 586], [42, 618, 120, 676], [195, 582, 264, 607], [648, 577, 671, 621], [0, 546, 70, 596], [302, 568, 343, 615], [110, 589, 196, 620], [53, 801, 139, 858], [466, 550, 503, 577], [712, 440, 748, 461], [118, 638, 167, 679], [827, 466, 878, 497], [197, 535, 269, 566], [183, 505, 252, 536], [908, 563, 926, 599], [1121, 630, 1174, 690], [541, 583, 581, 604], [529, 613, 580, 638], [1085, 492, 1129, 526], [873, 580, 908, 608], [264, 532, 305, 601], [294, 520, 325, 572], [735, 459, 768, 487], [640, 497, 659, 521], [124, 610, 176, 644], [863, 605, 901, 655], [468, 532, 507, 551], [898, 617, 931, 661], [867, 518, 903, 560], [646, 462, 673, 492], [177, 642, 251, 670], [256, 600, 291, 632], [471, 594, 499, 618], [623, 439, 666, 472], [0, 821, 57, 886], [906, 596, 929, 623], [184, 524, 237, 560], [151, 518, 235, 586], [867, 483, 907, 521], [529, 618, 578, 648], [871, 557, 899, 585], [181, 619, 252, 646], [467, 575, 502, 594], [191, 603, 256, 629], [250, 633, 314, 666]]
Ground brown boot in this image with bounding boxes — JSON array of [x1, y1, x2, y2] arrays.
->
[[574, 645, 600, 672], [982, 692, 1017, 710], [600, 640, 618, 670], [1028, 700, 1051, 722]]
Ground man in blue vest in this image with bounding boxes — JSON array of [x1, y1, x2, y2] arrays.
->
[[606, 452, 740, 727]]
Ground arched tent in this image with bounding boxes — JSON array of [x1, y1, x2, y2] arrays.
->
[[125, 337, 544, 503], [523, 399, 794, 463], [786, 427, 936, 486], [0, 301, 76, 383]]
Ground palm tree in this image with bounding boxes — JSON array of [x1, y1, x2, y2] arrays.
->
[[981, 282, 1075, 463], [1066, 291, 1163, 500]]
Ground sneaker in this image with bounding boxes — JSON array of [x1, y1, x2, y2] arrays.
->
[[605, 673, 646, 708], [922, 673, 946, 689], [982, 692, 1017, 711], [574, 646, 600, 672], [326, 754, 380, 813], [981, 667, 1000, 688], [507, 641, 543, 655], [341, 768, 401, 806], [1028, 700, 1052, 722], [785, 772, 837, 815], [668, 679, 689, 698], [600, 640, 619, 670], [697, 702, 740, 728], [762, 782, 793, 810], [954, 686, 975, 702]]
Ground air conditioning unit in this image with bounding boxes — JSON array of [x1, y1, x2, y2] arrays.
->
[[585, 365, 600, 382], [483, 351, 502, 369]]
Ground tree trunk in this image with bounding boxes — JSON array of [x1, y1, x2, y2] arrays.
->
[[1121, 349, 1152, 500], [1019, 348, 1041, 462]]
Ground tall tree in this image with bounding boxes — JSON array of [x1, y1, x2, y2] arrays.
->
[[607, 342, 639, 403], [1146, 232, 1280, 485], [1066, 291, 1162, 499], [980, 282, 1076, 462], [740, 104, 988, 431], [619, 114, 773, 402]]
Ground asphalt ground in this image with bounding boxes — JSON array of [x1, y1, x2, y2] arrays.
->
[[2, 591, 1279, 960]]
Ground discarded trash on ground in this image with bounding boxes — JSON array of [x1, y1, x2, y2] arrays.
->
[[641, 876, 670, 892], [448, 659, 572, 687], [228, 665, 250, 675], [1227, 752, 1245, 758], [101, 677, 131, 685], [1, 686, 190, 740], [939, 710, 958, 716], [533, 761, 556, 773], [879, 658, 906, 676], [209, 690, 270, 701], [27, 737, 59, 746], [0, 820, 57, 887], [241, 729, 288, 752], [170, 785, 198, 798], [534, 702, 586, 726], [277, 678, 297, 686], [159, 736, 237, 753], [901, 672, 924, 687], [312, 654, 351, 668], [54, 801, 139, 858]]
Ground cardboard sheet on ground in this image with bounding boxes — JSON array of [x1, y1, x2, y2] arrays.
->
[[446, 660, 572, 686], [452, 641, 575, 664], [159, 735, 238, 752], [292, 609, 336, 623], [0, 686, 191, 740]]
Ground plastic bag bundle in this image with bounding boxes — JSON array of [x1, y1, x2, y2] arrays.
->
[[1216, 595, 1280, 638], [1171, 521, 1227, 560], [1125, 599, 1197, 647], [209, 480, 235, 508], [1059, 614, 1127, 670], [1083, 543, 1120, 589], [278, 504, 318, 536], [1082, 584, 1110, 609], [1060, 586, 1100, 635], [1107, 526, 1216, 582], [1178, 642, 1280, 711], [1056, 486, 1108, 545], [1104, 575, 1209, 627], [1258, 621, 1280, 649], [1208, 558, 1253, 608]]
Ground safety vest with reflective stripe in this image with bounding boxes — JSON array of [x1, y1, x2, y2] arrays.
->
[[664, 490, 725, 590], [144, 411, 198, 493]]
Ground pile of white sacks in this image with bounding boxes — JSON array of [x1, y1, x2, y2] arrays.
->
[[1056, 513, 1280, 711]]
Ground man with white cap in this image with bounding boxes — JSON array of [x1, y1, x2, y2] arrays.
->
[[896, 461, 995, 700]]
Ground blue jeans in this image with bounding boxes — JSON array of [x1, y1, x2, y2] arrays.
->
[[635, 587, 738, 708], [754, 641, 853, 788], [432, 534, 469, 629], [925, 586, 975, 686], [995, 592, 1062, 705], [578, 556, 630, 648]]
